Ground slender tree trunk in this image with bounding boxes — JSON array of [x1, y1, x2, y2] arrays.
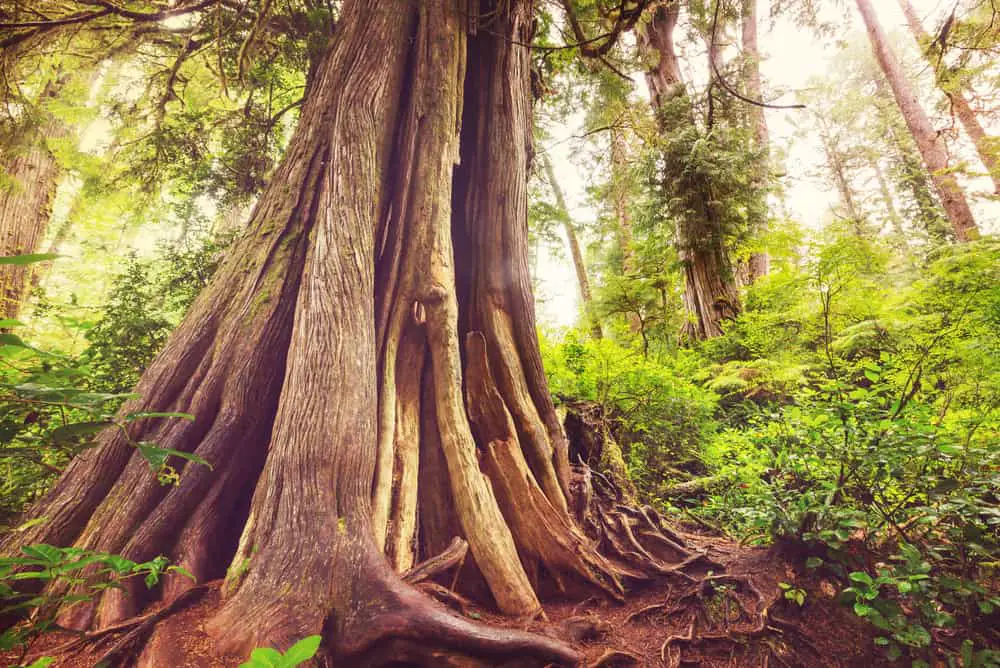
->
[[818, 118, 865, 234], [855, 0, 978, 242], [0, 131, 60, 319], [639, 1, 740, 341], [609, 127, 635, 274], [869, 154, 906, 238], [741, 0, 769, 281], [541, 154, 602, 339], [897, 0, 1000, 194], [5, 2, 690, 663]]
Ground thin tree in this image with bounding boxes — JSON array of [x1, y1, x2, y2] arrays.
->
[[897, 0, 1000, 193], [2, 1, 699, 663], [541, 153, 603, 339], [855, 0, 979, 242], [741, 0, 770, 280]]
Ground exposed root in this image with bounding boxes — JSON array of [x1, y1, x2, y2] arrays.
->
[[334, 575, 582, 666], [622, 602, 669, 626], [403, 536, 469, 585], [47, 583, 212, 665], [416, 582, 475, 615], [587, 648, 642, 667], [653, 572, 822, 668]]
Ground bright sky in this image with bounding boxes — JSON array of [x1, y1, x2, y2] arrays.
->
[[535, 0, 999, 328]]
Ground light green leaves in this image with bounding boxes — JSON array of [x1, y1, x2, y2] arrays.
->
[[239, 635, 322, 668], [0, 253, 62, 266]]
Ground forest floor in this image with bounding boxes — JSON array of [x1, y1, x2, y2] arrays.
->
[[3, 524, 885, 668]]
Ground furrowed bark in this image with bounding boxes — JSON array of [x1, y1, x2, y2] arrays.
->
[[454, 0, 572, 511], [855, 0, 979, 242], [5, 1, 656, 664]]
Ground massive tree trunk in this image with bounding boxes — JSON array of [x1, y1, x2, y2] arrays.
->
[[639, 1, 740, 341], [0, 128, 60, 319], [3, 1, 686, 663], [541, 154, 602, 339], [897, 0, 1000, 194], [855, 0, 978, 242], [741, 0, 769, 281]]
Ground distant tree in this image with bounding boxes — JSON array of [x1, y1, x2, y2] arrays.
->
[[896, 0, 1000, 193], [855, 0, 979, 242]]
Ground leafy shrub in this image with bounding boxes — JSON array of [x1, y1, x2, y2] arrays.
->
[[0, 543, 192, 662], [84, 228, 232, 393], [541, 330, 718, 501]]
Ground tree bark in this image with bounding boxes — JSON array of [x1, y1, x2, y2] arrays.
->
[[855, 0, 978, 242], [0, 129, 60, 319], [639, 1, 740, 340], [741, 0, 769, 281], [874, 80, 953, 241], [897, 0, 1000, 194], [540, 153, 602, 339], [3, 1, 656, 664]]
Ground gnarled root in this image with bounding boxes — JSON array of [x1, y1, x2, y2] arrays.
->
[[654, 574, 817, 668]]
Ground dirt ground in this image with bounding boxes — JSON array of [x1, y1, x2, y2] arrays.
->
[[2, 526, 886, 668]]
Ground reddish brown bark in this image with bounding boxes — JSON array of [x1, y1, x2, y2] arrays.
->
[[2, 1, 669, 664], [897, 0, 1000, 194], [741, 0, 770, 281], [639, 1, 741, 340], [855, 0, 979, 242]]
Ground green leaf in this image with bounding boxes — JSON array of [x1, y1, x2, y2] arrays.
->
[[50, 421, 113, 443], [26, 658, 56, 668], [282, 635, 322, 665], [805, 556, 824, 569], [0, 319, 24, 328], [848, 571, 874, 587], [135, 442, 212, 472], [0, 253, 61, 265], [240, 647, 283, 668], [125, 411, 195, 422], [21, 544, 63, 564], [0, 333, 29, 348]]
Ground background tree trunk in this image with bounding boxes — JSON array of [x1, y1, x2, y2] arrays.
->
[[0, 131, 60, 319], [855, 0, 979, 242], [639, 2, 741, 341], [741, 0, 770, 281], [610, 127, 635, 275], [541, 154, 602, 339], [897, 0, 1000, 194]]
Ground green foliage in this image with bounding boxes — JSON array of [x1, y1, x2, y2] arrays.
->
[[83, 227, 231, 393], [0, 544, 192, 661], [693, 237, 1000, 663], [239, 635, 322, 668], [541, 330, 717, 499]]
